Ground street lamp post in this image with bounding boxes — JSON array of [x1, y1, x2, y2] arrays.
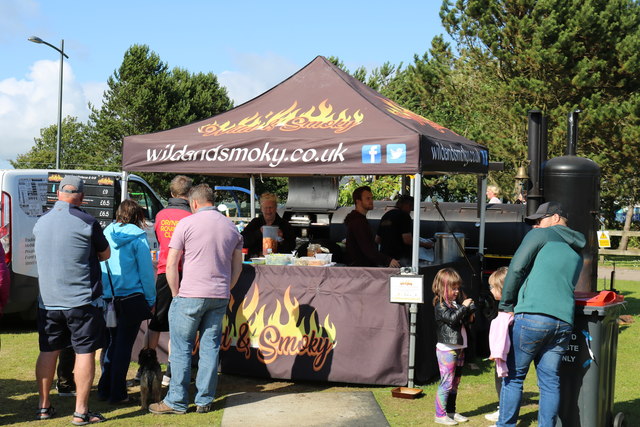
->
[[28, 36, 69, 169]]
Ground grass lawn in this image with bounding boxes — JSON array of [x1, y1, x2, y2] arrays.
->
[[1, 280, 638, 426]]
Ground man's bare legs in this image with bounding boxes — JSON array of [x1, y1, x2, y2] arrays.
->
[[72, 352, 95, 418], [146, 329, 160, 350], [36, 350, 61, 409], [145, 329, 170, 365]]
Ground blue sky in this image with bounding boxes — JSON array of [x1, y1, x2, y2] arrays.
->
[[0, 0, 449, 169]]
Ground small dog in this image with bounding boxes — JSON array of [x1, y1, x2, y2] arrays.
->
[[137, 348, 162, 410]]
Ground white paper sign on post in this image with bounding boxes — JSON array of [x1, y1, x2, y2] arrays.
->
[[389, 274, 424, 304]]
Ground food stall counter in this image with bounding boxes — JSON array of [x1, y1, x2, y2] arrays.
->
[[220, 264, 409, 385]]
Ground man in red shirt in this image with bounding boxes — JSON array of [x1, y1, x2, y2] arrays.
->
[[146, 176, 192, 382]]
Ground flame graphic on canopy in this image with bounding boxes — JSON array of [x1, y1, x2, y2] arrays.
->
[[222, 284, 337, 371], [378, 96, 459, 135], [198, 100, 363, 136]]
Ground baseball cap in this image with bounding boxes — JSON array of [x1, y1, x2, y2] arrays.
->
[[525, 201, 566, 224], [396, 195, 414, 205], [59, 175, 85, 193]]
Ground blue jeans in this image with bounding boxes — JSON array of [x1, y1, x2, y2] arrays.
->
[[498, 313, 572, 427], [164, 296, 228, 412]]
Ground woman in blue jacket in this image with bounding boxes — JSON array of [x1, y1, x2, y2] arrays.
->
[[99, 199, 155, 404]]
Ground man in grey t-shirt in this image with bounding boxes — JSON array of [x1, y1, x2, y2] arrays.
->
[[33, 175, 110, 424]]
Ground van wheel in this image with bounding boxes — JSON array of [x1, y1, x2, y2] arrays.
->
[[613, 412, 626, 427]]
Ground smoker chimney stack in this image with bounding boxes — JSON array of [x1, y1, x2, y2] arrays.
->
[[567, 109, 581, 156], [527, 110, 548, 215]]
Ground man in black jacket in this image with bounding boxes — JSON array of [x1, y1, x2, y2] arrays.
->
[[344, 186, 400, 267], [376, 195, 433, 266]]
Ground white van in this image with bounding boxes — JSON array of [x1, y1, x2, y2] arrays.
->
[[0, 169, 164, 318]]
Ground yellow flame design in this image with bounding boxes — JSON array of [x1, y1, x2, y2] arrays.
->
[[378, 96, 459, 135], [198, 100, 363, 136], [223, 284, 337, 369]]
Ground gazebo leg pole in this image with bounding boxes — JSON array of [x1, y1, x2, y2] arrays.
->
[[121, 171, 128, 202], [408, 173, 421, 388], [478, 176, 487, 257], [250, 175, 256, 218]]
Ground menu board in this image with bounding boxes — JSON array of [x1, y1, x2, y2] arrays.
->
[[46, 172, 118, 229]]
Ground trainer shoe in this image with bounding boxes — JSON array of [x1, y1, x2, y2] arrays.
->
[[162, 364, 171, 386], [448, 413, 469, 423], [434, 415, 458, 425], [55, 383, 76, 397], [148, 400, 186, 415], [162, 375, 171, 386], [485, 410, 500, 422], [196, 404, 212, 413]]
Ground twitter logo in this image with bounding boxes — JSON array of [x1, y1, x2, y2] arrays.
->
[[386, 144, 406, 163]]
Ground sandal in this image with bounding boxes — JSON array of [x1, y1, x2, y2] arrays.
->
[[71, 411, 106, 426], [36, 406, 56, 420]]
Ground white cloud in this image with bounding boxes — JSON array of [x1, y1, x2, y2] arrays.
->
[[0, 60, 103, 168], [218, 52, 300, 106], [82, 81, 107, 110], [0, 51, 297, 169]]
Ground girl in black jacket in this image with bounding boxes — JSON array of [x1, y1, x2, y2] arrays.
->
[[432, 268, 474, 425]]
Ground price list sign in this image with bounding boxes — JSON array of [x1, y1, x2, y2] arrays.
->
[[46, 173, 117, 229]]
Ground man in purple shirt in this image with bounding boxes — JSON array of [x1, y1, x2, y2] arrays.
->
[[149, 184, 243, 415]]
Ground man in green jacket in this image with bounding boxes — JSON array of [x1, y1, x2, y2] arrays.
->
[[497, 202, 585, 427]]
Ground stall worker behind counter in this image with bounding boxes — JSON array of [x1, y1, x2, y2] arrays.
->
[[345, 186, 400, 268], [241, 192, 296, 258], [487, 185, 502, 204], [376, 195, 433, 266]]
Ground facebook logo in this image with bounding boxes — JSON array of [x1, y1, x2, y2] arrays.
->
[[362, 145, 381, 163], [386, 144, 406, 163]]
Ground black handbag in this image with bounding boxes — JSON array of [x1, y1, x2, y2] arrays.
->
[[114, 292, 153, 322], [105, 261, 152, 323]]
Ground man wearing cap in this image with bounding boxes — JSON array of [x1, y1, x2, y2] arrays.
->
[[33, 175, 111, 424], [376, 195, 433, 266], [497, 202, 585, 427]]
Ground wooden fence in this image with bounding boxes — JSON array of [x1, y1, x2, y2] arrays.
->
[[599, 230, 640, 256]]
